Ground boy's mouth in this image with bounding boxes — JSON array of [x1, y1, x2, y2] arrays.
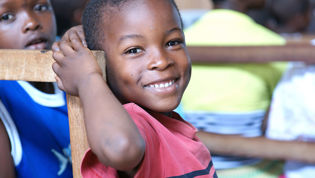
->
[[25, 38, 48, 50], [143, 78, 179, 96], [145, 80, 175, 89], [144, 76, 179, 90]]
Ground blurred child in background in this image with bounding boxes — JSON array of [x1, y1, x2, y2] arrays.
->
[[264, 0, 315, 178], [181, 0, 315, 177], [0, 0, 72, 177]]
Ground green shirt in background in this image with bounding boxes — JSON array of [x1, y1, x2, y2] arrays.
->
[[182, 9, 287, 112]]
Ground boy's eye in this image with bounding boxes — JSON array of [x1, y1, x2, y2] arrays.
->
[[0, 13, 14, 22], [166, 40, 183, 47], [34, 4, 50, 12], [124, 48, 143, 55]]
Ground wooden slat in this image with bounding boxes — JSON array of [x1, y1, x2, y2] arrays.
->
[[67, 96, 88, 178], [187, 45, 315, 63], [0, 49, 55, 81], [67, 52, 106, 178], [284, 34, 315, 45], [0, 49, 105, 178]]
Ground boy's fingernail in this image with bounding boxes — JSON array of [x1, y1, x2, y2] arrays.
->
[[53, 46, 60, 51], [82, 41, 87, 47]]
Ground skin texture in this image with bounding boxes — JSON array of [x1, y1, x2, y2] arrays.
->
[[52, 0, 191, 176], [0, 0, 56, 177]]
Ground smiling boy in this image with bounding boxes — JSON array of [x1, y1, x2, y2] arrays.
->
[[52, 0, 217, 177]]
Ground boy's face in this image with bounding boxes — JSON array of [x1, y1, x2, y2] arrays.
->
[[0, 0, 56, 49], [101, 0, 191, 112]]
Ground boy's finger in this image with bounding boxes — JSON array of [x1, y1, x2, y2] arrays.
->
[[55, 76, 65, 91], [52, 63, 66, 92], [75, 25, 87, 47], [52, 42, 60, 52], [59, 40, 75, 55], [52, 62, 61, 75], [69, 31, 84, 51], [60, 25, 82, 43], [82, 40, 87, 48], [60, 30, 70, 42], [77, 32, 87, 47], [52, 51, 65, 64]]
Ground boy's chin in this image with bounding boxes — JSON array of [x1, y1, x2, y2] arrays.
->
[[147, 101, 180, 113]]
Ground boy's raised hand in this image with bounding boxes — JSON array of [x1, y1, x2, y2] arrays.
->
[[52, 28, 103, 96], [61, 25, 87, 47]]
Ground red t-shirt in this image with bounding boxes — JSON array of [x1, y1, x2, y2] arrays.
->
[[81, 103, 217, 178]]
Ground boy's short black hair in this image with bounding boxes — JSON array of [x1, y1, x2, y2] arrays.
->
[[82, 0, 182, 50]]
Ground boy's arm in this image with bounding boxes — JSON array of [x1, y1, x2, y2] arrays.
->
[[197, 131, 315, 164], [52, 30, 145, 171], [0, 120, 16, 178]]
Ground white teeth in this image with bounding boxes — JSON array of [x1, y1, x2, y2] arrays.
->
[[148, 80, 174, 89]]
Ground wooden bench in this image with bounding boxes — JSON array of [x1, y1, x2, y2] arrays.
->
[[187, 44, 315, 63]]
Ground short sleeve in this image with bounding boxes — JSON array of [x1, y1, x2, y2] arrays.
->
[[81, 149, 118, 178]]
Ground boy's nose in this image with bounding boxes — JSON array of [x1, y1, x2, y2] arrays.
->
[[147, 49, 174, 71], [22, 12, 41, 33]]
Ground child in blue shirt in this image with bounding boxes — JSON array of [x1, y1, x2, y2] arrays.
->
[[0, 0, 72, 177]]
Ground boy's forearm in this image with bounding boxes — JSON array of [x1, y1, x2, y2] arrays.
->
[[197, 131, 315, 163], [78, 74, 145, 171]]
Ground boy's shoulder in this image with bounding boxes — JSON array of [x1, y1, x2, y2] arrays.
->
[[123, 103, 191, 129]]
